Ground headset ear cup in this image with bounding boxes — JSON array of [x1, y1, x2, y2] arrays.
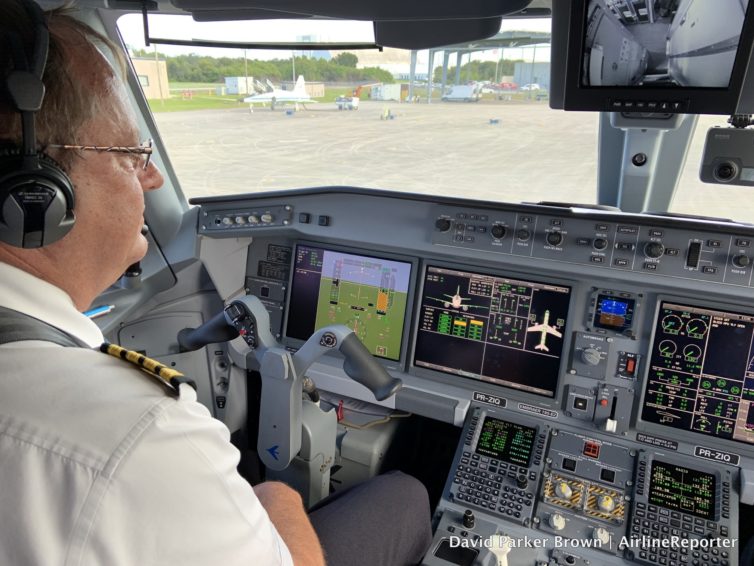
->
[[0, 150, 75, 248]]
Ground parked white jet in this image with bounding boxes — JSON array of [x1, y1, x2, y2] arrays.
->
[[526, 310, 562, 352], [243, 75, 316, 109]]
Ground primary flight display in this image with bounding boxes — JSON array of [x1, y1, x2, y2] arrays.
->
[[286, 244, 412, 361]]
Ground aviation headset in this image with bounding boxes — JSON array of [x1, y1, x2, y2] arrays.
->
[[0, 0, 75, 248]]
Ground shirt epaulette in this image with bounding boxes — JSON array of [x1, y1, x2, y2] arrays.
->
[[99, 342, 197, 397]]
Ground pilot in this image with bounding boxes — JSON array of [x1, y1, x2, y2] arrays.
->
[[0, 2, 431, 565]]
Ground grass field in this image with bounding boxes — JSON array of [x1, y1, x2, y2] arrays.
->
[[149, 86, 360, 112], [148, 94, 246, 112], [169, 82, 223, 89]]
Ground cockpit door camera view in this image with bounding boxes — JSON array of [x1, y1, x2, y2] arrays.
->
[[583, 0, 750, 87]]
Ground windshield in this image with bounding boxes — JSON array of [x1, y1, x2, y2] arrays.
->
[[118, 14, 754, 223]]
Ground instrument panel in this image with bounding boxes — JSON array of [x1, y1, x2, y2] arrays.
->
[[193, 188, 754, 565]]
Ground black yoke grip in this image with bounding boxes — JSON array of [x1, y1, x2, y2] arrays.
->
[[340, 333, 402, 401], [177, 311, 239, 352]]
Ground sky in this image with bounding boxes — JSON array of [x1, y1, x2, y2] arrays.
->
[[117, 14, 552, 65]]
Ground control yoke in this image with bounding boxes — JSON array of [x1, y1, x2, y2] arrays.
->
[[177, 295, 402, 470]]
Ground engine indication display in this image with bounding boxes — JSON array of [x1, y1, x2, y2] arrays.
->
[[475, 417, 536, 467], [414, 266, 571, 397], [648, 461, 716, 520], [642, 302, 754, 445]]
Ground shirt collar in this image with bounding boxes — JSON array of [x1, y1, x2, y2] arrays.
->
[[0, 262, 104, 348]]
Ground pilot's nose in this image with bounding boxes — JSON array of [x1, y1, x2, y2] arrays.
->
[[140, 160, 164, 192]]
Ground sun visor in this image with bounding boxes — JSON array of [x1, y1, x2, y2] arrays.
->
[[169, 0, 533, 47], [170, 0, 532, 20]]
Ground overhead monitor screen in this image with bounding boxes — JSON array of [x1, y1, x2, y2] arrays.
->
[[582, 0, 750, 88], [648, 460, 716, 520], [286, 245, 412, 361], [642, 302, 754, 445], [414, 266, 571, 397]]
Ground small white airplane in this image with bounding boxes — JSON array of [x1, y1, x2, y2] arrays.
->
[[427, 286, 485, 312], [243, 75, 317, 109], [526, 310, 563, 352]]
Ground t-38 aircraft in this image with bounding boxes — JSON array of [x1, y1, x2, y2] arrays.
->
[[5, 0, 754, 564]]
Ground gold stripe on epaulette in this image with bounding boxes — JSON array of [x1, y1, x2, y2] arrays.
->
[[99, 342, 197, 395]]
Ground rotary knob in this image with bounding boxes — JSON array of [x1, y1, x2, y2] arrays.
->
[[546, 231, 563, 247], [597, 494, 616, 513], [593, 237, 608, 250], [516, 473, 528, 489], [234, 216, 246, 225], [733, 254, 751, 268], [581, 347, 602, 366], [221, 217, 233, 226], [593, 527, 611, 545], [248, 215, 260, 224], [549, 513, 566, 531], [261, 213, 274, 223], [644, 241, 665, 259], [491, 224, 507, 239], [435, 218, 452, 232], [555, 481, 572, 500]]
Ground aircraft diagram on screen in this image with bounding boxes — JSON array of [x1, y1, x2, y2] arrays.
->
[[527, 310, 563, 352], [426, 286, 487, 312]]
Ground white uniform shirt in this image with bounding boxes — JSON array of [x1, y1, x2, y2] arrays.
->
[[0, 262, 293, 566]]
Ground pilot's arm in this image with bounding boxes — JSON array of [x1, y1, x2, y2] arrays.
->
[[254, 482, 326, 566], [77, 384, 317, 566]]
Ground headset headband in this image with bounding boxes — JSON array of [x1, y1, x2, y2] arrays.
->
[[4, 0, 49, 168]]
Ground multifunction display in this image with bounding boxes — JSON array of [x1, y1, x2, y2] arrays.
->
[[648, 461, 716, 520], [475, 417, 536, 467], [642, 302, 754, 444], [286, 245, 412, 361], [414, 266, 571, 397]]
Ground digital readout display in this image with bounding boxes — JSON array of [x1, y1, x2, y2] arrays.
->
[[475, 417, 536, 467], [648, 461, 716, 520]]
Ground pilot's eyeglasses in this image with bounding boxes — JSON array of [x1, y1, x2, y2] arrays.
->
[[46, 139, 153, 170]]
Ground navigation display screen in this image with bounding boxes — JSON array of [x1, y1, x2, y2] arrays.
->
[[582, 0, 749, 88], [475, 417, 536, 467], [648, 461, 716, 520], [642, 302, 754, 445], [414, 266, 571, 397], [286, 245, 412, 361]]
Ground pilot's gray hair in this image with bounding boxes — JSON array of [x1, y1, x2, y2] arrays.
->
[[0, 1, 126, 171]]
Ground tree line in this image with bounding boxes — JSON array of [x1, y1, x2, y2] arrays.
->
[[131, 49, 394, 84], [433, 59, 522, 83], [130, 48, 523, 85]]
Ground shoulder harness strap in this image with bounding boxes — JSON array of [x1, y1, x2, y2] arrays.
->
[[0, 306, 197, 397], [0, 306, 87, 347]]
